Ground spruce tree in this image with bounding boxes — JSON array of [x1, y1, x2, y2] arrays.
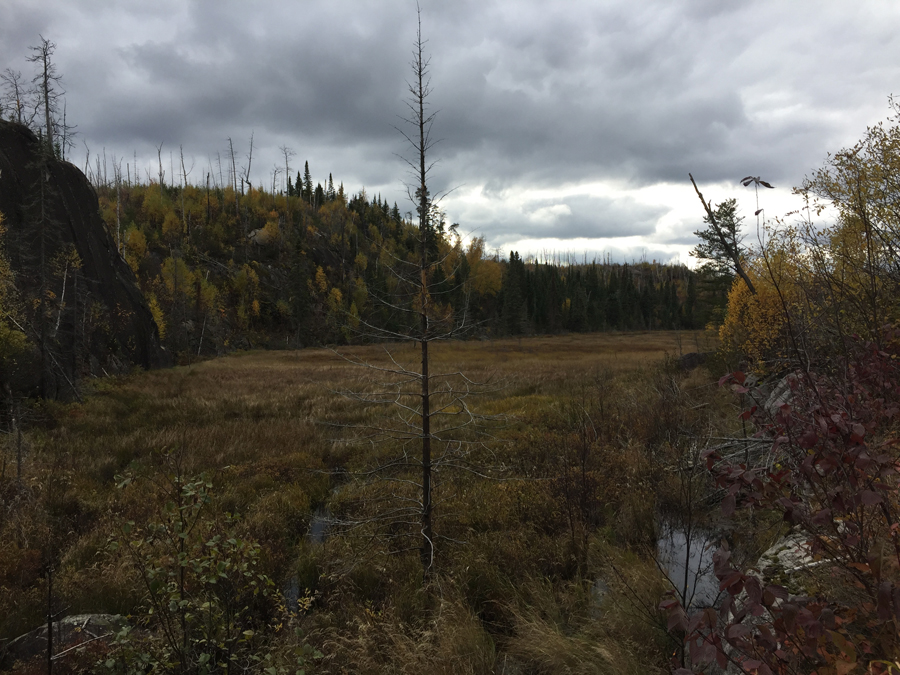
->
[[302, 161, 312, 204], [690, 197, 744, 282], [501, 251, 528, 335]]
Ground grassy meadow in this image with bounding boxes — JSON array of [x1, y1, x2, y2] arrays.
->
[[0, 330, 745, 674]]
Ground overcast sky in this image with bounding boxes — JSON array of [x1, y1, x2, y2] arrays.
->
[[2, 0, 898, 264]]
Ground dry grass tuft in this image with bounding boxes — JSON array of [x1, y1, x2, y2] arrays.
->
[[318, 600, 498, 674]]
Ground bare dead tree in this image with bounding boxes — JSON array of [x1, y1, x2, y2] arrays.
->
[[113, 157, 123, 254], [329, 7, 497, 582], [408, 7, 438, 574], [271, 165, 281, 201], [156, 143, 165, 189], [279, 145, 295, 194], [241, 131, 254, 195], [26, 37, 74, 158], [406, 6, 438, 576], [227, 138, 239, 222], [82, 139, 91, 183], [180, 146, 194, 239], [280, 145, 295, 223], [1, 68, 36, 127], [29, 37, 57, 151], [60, 101, 70, 161]]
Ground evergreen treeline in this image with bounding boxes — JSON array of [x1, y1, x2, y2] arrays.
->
[[90, 166, 726, 357], [498, 252, 725, 335]]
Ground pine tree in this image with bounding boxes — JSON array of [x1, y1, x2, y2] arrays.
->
[[302, 161, 312, 204], [690, 198, 744, 282], [689, 179, 757, 295]]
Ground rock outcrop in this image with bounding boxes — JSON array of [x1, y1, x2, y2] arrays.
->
[[0, 613, 127, 670], [0, 121, 167, 396]]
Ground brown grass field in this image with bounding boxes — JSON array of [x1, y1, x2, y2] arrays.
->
[[0, 330, 729, 674]]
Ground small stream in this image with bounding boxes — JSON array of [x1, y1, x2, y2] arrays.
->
[[283, 505, 334, 612], [308, 506, 332, 545], [656, 523, 720, 609]]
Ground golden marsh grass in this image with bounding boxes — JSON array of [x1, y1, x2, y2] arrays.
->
[[1, 330, 723, 673]]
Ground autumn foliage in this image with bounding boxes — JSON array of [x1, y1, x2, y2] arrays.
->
[[663, 100, 900, 674], [664, 332, 900, 673]]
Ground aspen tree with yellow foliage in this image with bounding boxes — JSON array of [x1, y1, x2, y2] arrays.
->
[[798, 96, 900, 342], [666, 101, 900, 673], [718, 98, 900, 369]]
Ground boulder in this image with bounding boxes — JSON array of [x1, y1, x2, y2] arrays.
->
[[1, 613, 127, 670]]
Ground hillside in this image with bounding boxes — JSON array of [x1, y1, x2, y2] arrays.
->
[[86, 157, 727, 359]]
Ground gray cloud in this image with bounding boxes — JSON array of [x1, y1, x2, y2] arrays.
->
[[2, 0, 899, 256], [492, 194, 668, 241]]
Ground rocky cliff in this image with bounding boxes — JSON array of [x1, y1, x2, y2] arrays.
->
[[0, 120, 167, 396]]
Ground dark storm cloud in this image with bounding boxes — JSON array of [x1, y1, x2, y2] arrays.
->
[[430, 2, 852, 191], [2, 0, 899, 254]]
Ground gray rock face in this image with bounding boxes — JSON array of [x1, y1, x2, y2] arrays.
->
[[0, 121, 168, 396]]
